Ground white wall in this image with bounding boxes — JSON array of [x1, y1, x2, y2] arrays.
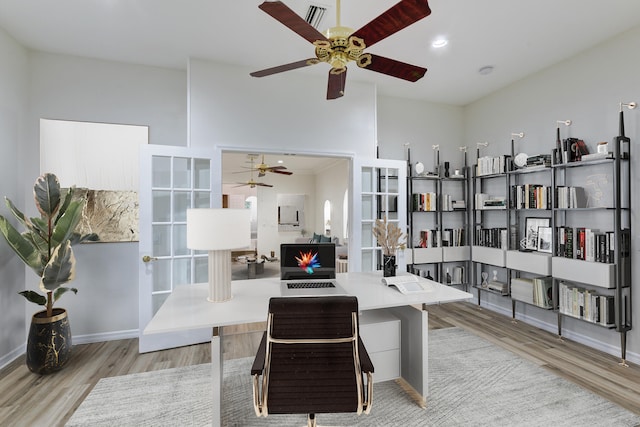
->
[[187, 58, 377, 158], [0, 26, 29, 367], [256, 173, 316, 256], [23, 52, 187, 342], [464, 26, 640, 360], [315, 159, 350, 242], [377, 96, 466, 171]]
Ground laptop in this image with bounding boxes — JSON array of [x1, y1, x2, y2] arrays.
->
[[279, 243, 347, 296]]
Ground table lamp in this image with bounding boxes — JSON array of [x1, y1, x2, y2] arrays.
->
[[187, 208, 251, 302]]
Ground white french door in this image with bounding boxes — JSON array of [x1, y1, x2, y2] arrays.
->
[[138, 145, 221, 353], [351, 157, 407, 273]]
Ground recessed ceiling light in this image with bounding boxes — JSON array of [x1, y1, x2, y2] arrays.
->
[[277, 160, 283, 164], [432, 38, 448, 48], [478, 65, 494, 75]]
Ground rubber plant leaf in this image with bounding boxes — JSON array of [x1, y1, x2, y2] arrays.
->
[[50, 200, 84, 249], [0, 217, 42, 273], [40, 240, 76, 292], [54, 187, 74, 226], [4, 197, 44, 239], [33, 173, 61, 218], [18, 290, 47, 306], [54, 287, 78, 302]]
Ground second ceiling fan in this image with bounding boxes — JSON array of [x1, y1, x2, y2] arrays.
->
[[250, 0, 432, 100]]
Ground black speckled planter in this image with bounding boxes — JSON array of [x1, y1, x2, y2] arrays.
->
[[27, 308, 72, 375], [383, 255, 396, 277]]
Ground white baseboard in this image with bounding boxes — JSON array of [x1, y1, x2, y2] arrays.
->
[[0, 344, 26, 371], [72, 329, 139, 345], [0, 329, 140, 371], [479, 300, 640, 365]]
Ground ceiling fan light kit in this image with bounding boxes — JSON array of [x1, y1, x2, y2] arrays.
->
[[251, 0, 432, 99]]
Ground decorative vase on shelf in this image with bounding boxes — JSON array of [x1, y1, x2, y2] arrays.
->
[[383, 255, 396, 277]]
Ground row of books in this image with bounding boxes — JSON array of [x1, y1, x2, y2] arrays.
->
[[441, 194, 466, 211], [510, 184, 551, 209], [526, 154, 552, 167], [476, 155, 507, 176], [417, 228, 466, 248], [511, 277, 552, 309], [412, 193, 465, 212], [555, 227, 624, 263], [474, 193, 506, 210], [412, 192, 437, 211], [555, 186, 587, 209], [554, 138, 590, 164], [474, 226, 508, 249], [558, 281, 615, 326]]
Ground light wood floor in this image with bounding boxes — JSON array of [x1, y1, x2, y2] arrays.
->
[[1, 301, 639, 426]]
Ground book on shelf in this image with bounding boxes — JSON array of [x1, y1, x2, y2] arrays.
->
[[532, 277, 552, 309], [413, 192, 437, 212], [476, 155, 507, 176], [558, 281, 615, 326], [441, 228, 466, 247], [475, 193, 506, 209], [418, 229, 439, 248], [452, 266, 465, 284], [510, 184, 550, 209], [559, 138, 589, 162], [487, 280, 508, 294], [581, 152, 611, 162], [474, 226, 507, 248], [511, 278, 534, 304], [526, 154, 552, 167], [555, 226, 614, 263], [555, 186, 587, 209]]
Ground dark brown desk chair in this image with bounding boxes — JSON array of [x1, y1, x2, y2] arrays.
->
[[251, 296, 374, 427]]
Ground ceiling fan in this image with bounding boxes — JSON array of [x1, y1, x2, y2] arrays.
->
[[234, 177, 274, 189], [234, 154, 293, 177], [234, 155, 275, 188], [253, 154, 293, 177], [250, 0, 432, 100]]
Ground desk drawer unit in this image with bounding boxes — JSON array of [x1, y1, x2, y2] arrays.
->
[[359, 309, 401, 382]]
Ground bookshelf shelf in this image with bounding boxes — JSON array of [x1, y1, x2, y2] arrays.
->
[[471, 153, 511, 306], [472, 285, 509, 297], [406, 148, 469, 288], [550, 110, 633, 364]]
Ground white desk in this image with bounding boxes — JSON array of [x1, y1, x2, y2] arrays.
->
[[145, 272, 472, 426]]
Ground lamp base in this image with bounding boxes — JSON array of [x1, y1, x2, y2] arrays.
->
[[207, 249, 232, 302]]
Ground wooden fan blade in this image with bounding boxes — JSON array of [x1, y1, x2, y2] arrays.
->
[[358, 54, 427, 82], [351, 0, 432, 49], [256, 182, 274, 187], [251, 58, 319, 77], [327, 68, 347, 100], [270, 169, 293, 175], [258, 1, 329, 44]]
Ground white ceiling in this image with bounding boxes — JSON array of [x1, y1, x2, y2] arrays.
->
[[1, 0, 639, 106], [222, 152, 346, 185]]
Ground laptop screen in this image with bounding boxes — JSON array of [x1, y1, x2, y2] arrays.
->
[[280, 243, 336, 280]]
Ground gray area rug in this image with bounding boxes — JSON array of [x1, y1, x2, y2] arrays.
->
[[67, 327, 640, 426]]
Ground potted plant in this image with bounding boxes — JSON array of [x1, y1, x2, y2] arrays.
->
[[372, 216, 406, 277], [0, 173, 97, 374]]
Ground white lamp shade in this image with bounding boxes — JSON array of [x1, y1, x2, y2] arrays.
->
[[187, 208, 251, 250]]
